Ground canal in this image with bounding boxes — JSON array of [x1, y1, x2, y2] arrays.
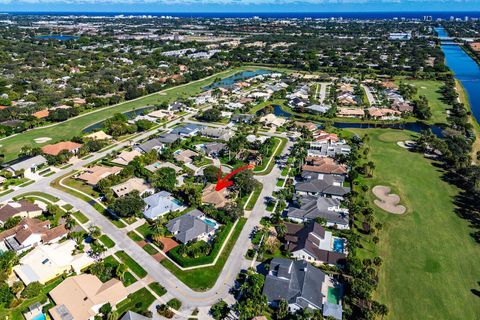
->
[[435, 27, 480, 123]]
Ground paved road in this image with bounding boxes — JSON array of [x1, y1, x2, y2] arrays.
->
[[318, 82, 329, 103], [361, 84, 376, 106], [0, 112, 293, 312]]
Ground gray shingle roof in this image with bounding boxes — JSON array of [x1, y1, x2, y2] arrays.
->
[[295, 174, 350, 197], [263, 258, 326, 310], [6, 155, 47, 172], [166, 209, 215, 244], [136, 138, 164, 153], [120, 311, 150, 320], [287, 195, 349, 226]]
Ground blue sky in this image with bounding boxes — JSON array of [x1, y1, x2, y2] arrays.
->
[[0, 1, 479, 13]]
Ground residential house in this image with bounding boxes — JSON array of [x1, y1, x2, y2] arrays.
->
[[202, 184, 228, 208], [111, 178, 151, 197], [121, 311, 150, 320], [49, 274, 128, 320], [170, 123, 203, 137], [295, 173, 350, 199], [157, 133, 182, 145], [284, 222, 347, 265], [294, 121, 317, 131], [231, 114, 254, 124], [41, 141, 82, 156], [4, 155, 48, 176], [145, 161, 182, 174], [307, 143, 351, 158], [143, 191, 183, 220], [197, 142, 226, 157], [14, 240, 94, 285], [337, 108, 365, 118], [287, 196, 349, 229], [148, 109, 175, 120], [84, 131, 113, 141], [302, 157, 348, 176], [260, 114, 287, 129], [174, 149, 199, 164], [199, 127, 234, 141], [77, 165, 122, 186], [0, 200, 43, 226], [306, 104, 331, 114], [368, 107, 401, 120], [313, 131, 340, 144], [262, 258, 334, 314], [0, 218, 68, 252], [166, 209, 218, 244], [134, 138, 165, 153], [111, 150, 142, 166], [32, 109, 49, 119]]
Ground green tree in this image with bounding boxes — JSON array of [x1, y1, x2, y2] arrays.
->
[[210, 300, 230, 320], [109, 191, 145, 218], [21, 281, 43, 299]]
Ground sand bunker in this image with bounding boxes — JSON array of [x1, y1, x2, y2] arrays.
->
[[372, 185, 406, 214], [397, 140, 416, 149], [34, 137, 52, 144]]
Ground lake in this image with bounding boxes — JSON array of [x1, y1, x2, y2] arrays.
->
[[203, 69, 272, 90], [82, 106, 155, 133], [34, 35, 80, 41], [435, 27, 480, 123]]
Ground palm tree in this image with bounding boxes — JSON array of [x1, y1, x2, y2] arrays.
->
[[107, 310, 118, 320], [149, 217, 166, 237], [65, 217, 76, 230], [115, 264, 127, 281]]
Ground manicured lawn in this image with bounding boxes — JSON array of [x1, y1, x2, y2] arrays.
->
[[71, 211, 89, 224], [99, 234, 115, 248], [276, 178, 285, 187], [122, 271, 137, 287], [349, 128, 480, 320], [62, 203, 74, 211], [143, 243, 159, 255], [0, 66, 271, 162], [280, 167, 289, 176], [115, 251, 148, 278], [148, 282, 167, 297], [116, 287, 156, 316], [253, 137, 288, 175], [14, 191, 60, 203], [245, 183, 263, 211], [394, 79, 450, 125], [136, 223, 153, 238], [63, 176, 100, 199], [161, 218, 247, 291], [127, 231, 143, 242]]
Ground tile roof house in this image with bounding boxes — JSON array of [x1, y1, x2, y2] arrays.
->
[[199, 127, 234, 141], [84, 131, 113, 141], [337, 108, 365, 118], [77, 165, 122, 186], [174, 149, 199, 164], [260, 114, 287, 128], [148, 109, 175, 120], [0, 200, 43, 225], [287, 195, 349, 229], [32, 109, 49, 119], [5, 155, 48, 175], [284, 222, 347, 265], [295, 173, 350, 199], [111, 150, 142, 166], [313, 130, 340, 144], [294, 121, 317, 131], [134, 138, 165, 153], [166, 209, 218, 244], [0, 218, 68, 252], [14, 240, 94, 285], [301, 157, 348, 176], [41, 141, 82, 156], [202, 184, 228, 208], [143, 191, 183, 220], [263, 258, 331, 312], [111, 178, 151, 198], [49, 274, 128, 320], [368, 107, 401, 119]]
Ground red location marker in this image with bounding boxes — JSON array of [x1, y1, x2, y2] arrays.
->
[[215, 164, 255, 191]]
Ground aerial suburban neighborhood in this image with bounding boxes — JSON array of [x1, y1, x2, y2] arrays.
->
[[0, 5, 478, 320]]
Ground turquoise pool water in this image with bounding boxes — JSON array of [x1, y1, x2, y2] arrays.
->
[[172, 199, 183, 206], [333, 238, 345, 253], [203, 218, 217, 227], [327, 287, 342, 304], [32, 314, 47, 320]]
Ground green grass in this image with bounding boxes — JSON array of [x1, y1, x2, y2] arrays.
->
[[143, 243, 159, 255], [276, 178, 285, 187], [253, 137, 288, 175], [160, 218, 247, 291], [136, 223, 153, 238], [394, 79, 450, 125], [99, 234, 115, 248], [115, 250, 148, 278], [148, 282, 167, 297], [127, 231, 143, 242], [122, 271, 137, 287], [0, 66, 271, 162], [63, 176, 100, 199], [14, 191, 60, 203], [245, 183, 263, 211], [280, 167, 289, 176], [167, 298, 182, 310], [116, 287, 156, 316], [71, 211, 89, 224], [62, 203, 74, 211], [349, 129, 480, 320]]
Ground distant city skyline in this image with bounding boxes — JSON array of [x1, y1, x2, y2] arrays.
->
[[1, 1, 480, 14]]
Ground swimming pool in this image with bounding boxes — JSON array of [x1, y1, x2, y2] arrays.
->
[[327, 287, 342, 304], [32, 314, 47, 320], [333, 238, 345, 253], [203, 218, 217, 228]]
